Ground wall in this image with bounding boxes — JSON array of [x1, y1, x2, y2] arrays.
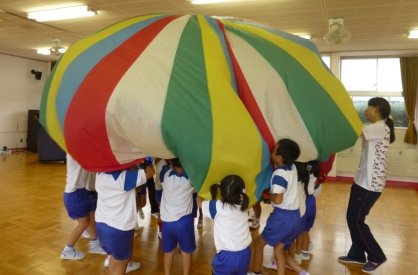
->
[[0, 53, 49, 150]]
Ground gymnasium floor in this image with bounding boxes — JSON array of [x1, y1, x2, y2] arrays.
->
[[0, 152, 416, 275]]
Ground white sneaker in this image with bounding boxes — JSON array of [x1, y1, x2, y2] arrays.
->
[[104, 255, 110, 268], [263, 260, 277, 270], [81, 230, 92, 239], [126, 261, 141, 273], [151, 212, 160, 219], [294, 253, 302, 264], [61, 246, 85, 260], [89, 240, 106, 255], [301, 251, 310, 260]]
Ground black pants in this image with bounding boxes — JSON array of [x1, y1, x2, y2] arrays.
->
[[147, 177, 160, 214], [346, 183, 386, 264]]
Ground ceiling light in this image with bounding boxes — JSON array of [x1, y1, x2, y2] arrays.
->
[[296, 34, 312, 40], [27, 5, 97, 22], [191, 0, 241, 4], [37, 48, 51, 55], [408, 30, 418, 39]]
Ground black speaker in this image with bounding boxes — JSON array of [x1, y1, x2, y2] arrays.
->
[[31, 69, 42, 80]]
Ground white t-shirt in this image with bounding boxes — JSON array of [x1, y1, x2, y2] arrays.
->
[[95, 169, 147, 231], [354, 120, 390, 192], [270, 164, 299, 210], [201, 200, 251, 253], [65, 154, 95, 193], [160, 166, 195, 222]]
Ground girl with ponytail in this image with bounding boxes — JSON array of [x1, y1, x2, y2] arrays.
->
[[197, 175, 251, 275], [339, 97, 394, 273]]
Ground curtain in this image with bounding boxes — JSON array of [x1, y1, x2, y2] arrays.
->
[[400, 57, 418, 144]]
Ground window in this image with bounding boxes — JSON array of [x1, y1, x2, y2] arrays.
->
[[321, 55, 330, 69], [340, 57, 407, 127]]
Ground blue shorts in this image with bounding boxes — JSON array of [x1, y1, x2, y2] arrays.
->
[[304, 195, 316, 231], [212, 246, 251, 275], [261, 208, 300, 249], [96, 222, 134, 260], [162, 214, 196, 253], [155, 190, 163, 204], [87, 191, 98, 212], [63, 188, 90, 219]]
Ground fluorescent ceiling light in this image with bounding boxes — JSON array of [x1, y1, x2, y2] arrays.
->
[[297, 34, 312, 40], [192, 0, 241, 5], [37, 47, 68, 55], [408, 30, 418, 39], [37, 48, 51, 55], [27, 5, 97, 22]]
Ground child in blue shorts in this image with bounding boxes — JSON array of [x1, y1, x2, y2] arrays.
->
[[61, 154, 105, 260], [197, 175, 251, 275], [95, 163, 155, 275], [249, 139, 310, 275], [159, 158, 196, 275]]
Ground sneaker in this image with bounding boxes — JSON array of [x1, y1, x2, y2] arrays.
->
[[338, 256, 367, 265], [81, 230, 92, 239], [294, 253, 302, 264], [263, 260, 277, 270], [286, 264, 294, 271], [104, 255, 110, 268], [89, 240, 106, 255], [61, 246, 85, 260], [157, 231, 162, 239], [138, 209, 145, 219], [361, 260, 386, 274], [197, 219, 203, 229], [249, 220, 260, 230], [248, 215, 255, 221], [301, 251, 310, 260], [126, 261, 141, 273]]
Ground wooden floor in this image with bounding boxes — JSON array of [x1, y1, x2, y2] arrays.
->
[[0, 152, 417, 275]]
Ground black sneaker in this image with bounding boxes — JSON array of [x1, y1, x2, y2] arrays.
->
[[361, 260, 386, 273], [338, 256, 367, 265]]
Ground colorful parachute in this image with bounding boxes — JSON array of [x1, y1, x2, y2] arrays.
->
[[40, 14, 362, 203]]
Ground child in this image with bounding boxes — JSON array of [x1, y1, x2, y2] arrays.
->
[[159, 158, 196, 275], [300, 160, 320, 259], [249, 138, 310, 275], [339, 97, 395, 274], [197, 175, 251, 274], [61, 154, 105, 260], [95, 163, 155, 275]]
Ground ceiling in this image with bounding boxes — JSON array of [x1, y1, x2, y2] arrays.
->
[[1, 0, 418, 61]]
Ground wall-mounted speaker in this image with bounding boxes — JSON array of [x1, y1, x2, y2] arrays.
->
[[31, 69, 42, 80]]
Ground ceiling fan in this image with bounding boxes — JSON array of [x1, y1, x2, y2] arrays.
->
[[324, 18, 351, 45], [37, 38, 67, 56]]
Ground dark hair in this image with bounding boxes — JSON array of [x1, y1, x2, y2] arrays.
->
[[210, 175, 249, 211], [294, 162, 310, 196], [368, 97, 395, 143], [276, 138, 301, 165], [171, 158, 182, 168], [307, 160, 320, 178]]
